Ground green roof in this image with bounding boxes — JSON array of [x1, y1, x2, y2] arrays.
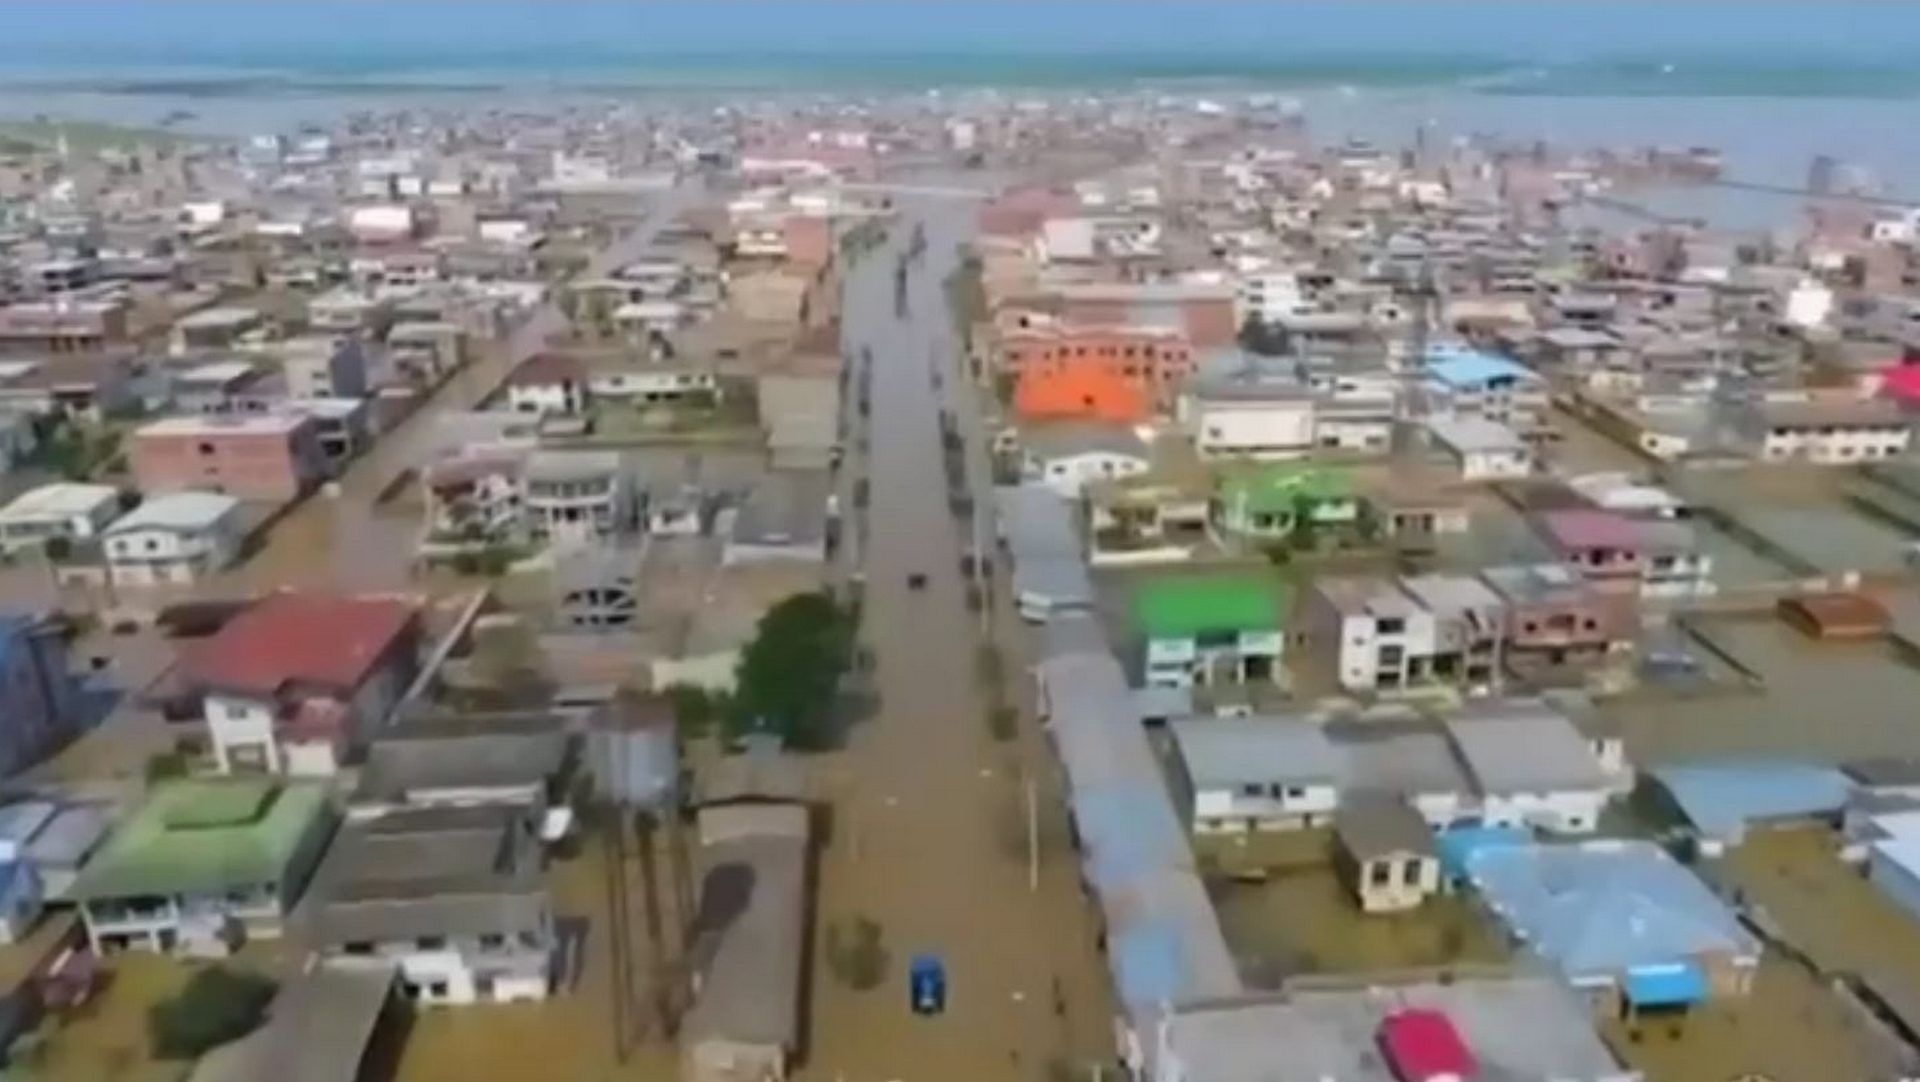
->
[[74, 779, 333, 900], [1135, 574, 1285, 639], [1217, 464, 1353, 516]]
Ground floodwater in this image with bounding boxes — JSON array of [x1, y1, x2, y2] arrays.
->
[[801, 197, 1114, 1081], [1684, 471, 1918, 579], [215, 186, 700, 597], [1605, 615, 1920, 764]]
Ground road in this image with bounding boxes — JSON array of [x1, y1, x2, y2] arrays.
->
[[222, 182, 704, 594], [803, 197, 1115, 1082]]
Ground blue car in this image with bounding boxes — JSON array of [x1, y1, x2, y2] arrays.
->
[[908, 953, 946, 1016]]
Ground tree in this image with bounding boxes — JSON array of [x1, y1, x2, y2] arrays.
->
[[729, 591, 854, 750], [1237, 313, 1291, 358], [665, 683, 721, 740], [148, 966, 276, 1059]]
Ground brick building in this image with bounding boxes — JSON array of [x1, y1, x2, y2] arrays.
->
[[129, 414, 329, 502]]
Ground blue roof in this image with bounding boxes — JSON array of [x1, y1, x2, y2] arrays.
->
[[1112, 920, 1191, 1007], [1652, 762, 1852, 843], [1624, 961, 1709, 1008], [1466, 840, 1760, 982], [1072, 785, 1189, 895], [1437, 824, 1530, 882], [1424, 345, 1536, 390]]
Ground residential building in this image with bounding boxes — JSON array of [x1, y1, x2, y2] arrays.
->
[[1480, 563, 1630, 673], [1636, 518, 1716, 599], [1444, 706, 1611, 834], [191, 960, 401, 1082], [170, 360, 264, 413], [180, 593, 421, 776], [0, 354, 138, 418], [0, 482, 120, 555], [72, 779, 336, 955], [419, 450, 527, 555], [504, 353, 588, 416], [1422, 344, 1549, 432], [0, 615, 78, 777], [351, 711, 572, 816], [1169, 715, 1341, 832], [1019, 423, 1151, 496], [1464, 840, 1761, 1009], [523, 450, 633, 545], [1013, 358, 1150, 424], [1425, 416, 1533, 481], [1211, 464, 1359, 542], [1398, 573, 1507, 690], [307, 805, 553, 1005], [1085, 474, 1210, 562], [1333, 795, 1441, 913], [100, 491, 245, 586], [282, 337, 372, 400], [996, 322, 1195, 405], [1305, 576, 1438, 694], [0, 300, 128, 354], [0, 798, 110, 903], [1312, 392, 1397, 453], [998, 484, 1094, 623], [759, 354, 842, 471], [1148, 975, 1633, 1082], [1532, 509, 1648, 593], [1742, 394, 1912, 463], [128, 414, 329, 502], [1055, 281, 1238, 350], [1182, 378, 1317, 459], [1135, 574, 1285, 688], [723, 469, 832, 566]]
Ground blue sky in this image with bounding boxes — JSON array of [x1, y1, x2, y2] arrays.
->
[[0, 1, 1912, 68]]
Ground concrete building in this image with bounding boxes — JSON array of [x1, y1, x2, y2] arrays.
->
[[1183, 378, 1317, 460], [523, 450, 633, 545], [1444, 707, 1611, 834], [0, 615, 79, 777], [1170, 715, 1342, 833], [129, 414, 328, 502], [101, 491, 245, 586], [1479, 563, 1630, 673], [0, 482, 120, 555], [1135, 574, 1285, 688], [307, 805, 553, 1006], [72, 779, 336, 955], [1743, 395, 1912, 464], [1465, 840, 1761, 1009], [1019, 423, 1151, 497], [503, 353, 588, 416], [1425, 416, 1534, 481], [1422, 345, 1549, 432], [1306, 576, 1439, 695], [180, 593, 421, 776], [997, 322, 1195, 405], [1333, 795, 1442, 913]]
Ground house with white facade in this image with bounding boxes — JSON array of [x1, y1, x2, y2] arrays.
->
[[1742, 394, 1912, 464], [1182, 378, 1316, 460], [101, 491, 245, 587], [1444, 706, 1611, 834], [307, 804, 553, 1005], [181, 593, 421, 776], [1424, 416, 1534, 481], [71, 779, 335, 955], [1170, 716, 1342, 833], [1421, 344, 1549, 433], [523, 450, 634, 545], [1135, 574, 1285, 688], [0, 483, 121, 555], [503, 353, 588, 416], [1019, 423, 1151, 497], [1306, 576, 1440, 695]]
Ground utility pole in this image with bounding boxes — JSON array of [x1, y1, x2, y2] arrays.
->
[[1026, 774, 1039, 893]]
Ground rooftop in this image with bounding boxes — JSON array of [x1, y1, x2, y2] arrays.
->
[[1445, 705, 1608, 795], [181, 592, 417, 700], [103, 491, 241, 535], [1170, 715, 1342, 789], [136, 413, 310, 438], [1466, 839, 1761, 983], [1134, 573, 1284, 639], [0, 482, 119, 524], [72, 779, 332, 900], [1424, 344, 1538, 389]]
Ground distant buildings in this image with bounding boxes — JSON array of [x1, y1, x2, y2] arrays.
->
[[0, 614, 79, 776]]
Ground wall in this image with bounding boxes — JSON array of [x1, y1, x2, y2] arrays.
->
[[1192, 782, 1338, 832], [1193, 401, 1315, 459], [206, 693, 280, 773]]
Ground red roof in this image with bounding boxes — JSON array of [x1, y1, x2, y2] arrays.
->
[[1378, 1008, 1476, 1082], [1881, 363, 1920, 405], [182, 593, 418, 699]]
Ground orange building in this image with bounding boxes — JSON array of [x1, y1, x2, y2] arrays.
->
[[1014, 358, 1150, 423], [997, 324, 1194, 406]]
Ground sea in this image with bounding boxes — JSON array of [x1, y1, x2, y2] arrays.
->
[[5, 0, 1920, 228]]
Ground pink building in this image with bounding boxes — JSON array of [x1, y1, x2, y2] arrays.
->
[[129, 414, 328, 503], [1533, 509, 1647, 591]]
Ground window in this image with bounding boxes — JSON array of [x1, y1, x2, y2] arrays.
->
[[519, 931, 543, 949], [343, 941, 375, 955], [416, 935, 447, 950], [1401, 857, 1425, 886], [197, 442, 215, 455], [479, 933, 506, 950], [1240, 783, 1263, 797], [1282, 786, 1307, 801], [1377, 617, 1405, 635], [226, 703, 249, 720], [1368, 861, 1393, 886]]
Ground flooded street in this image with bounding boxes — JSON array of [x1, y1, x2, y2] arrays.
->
[[802, 199, 1114, 1082], [218, 185, 703, 596]]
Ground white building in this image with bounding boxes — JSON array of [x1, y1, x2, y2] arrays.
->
[[1745, 396, 1912, 464], [0, 483, 121, 555], [1184, 381, 1317, 460], [587, 365, 718, 405], [1444, 708, 1611, 834], [1019, 425, 1151, 497], [101, 491, 245, 587], [523, 451, 633, 545], [1170, 716, 1342, 833], [1309, 577, 1440, 694], [1425, 416, 1534, 481], [1234, 268, 1318, 327]]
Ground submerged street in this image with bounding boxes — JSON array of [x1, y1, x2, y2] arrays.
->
[[803, 198, 1115, 1081]]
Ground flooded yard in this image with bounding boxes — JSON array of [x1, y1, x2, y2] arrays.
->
[[1686, 470, 1918, 578], [1605, 615, 1920, 764], [1198, 830, 1509, 985]]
